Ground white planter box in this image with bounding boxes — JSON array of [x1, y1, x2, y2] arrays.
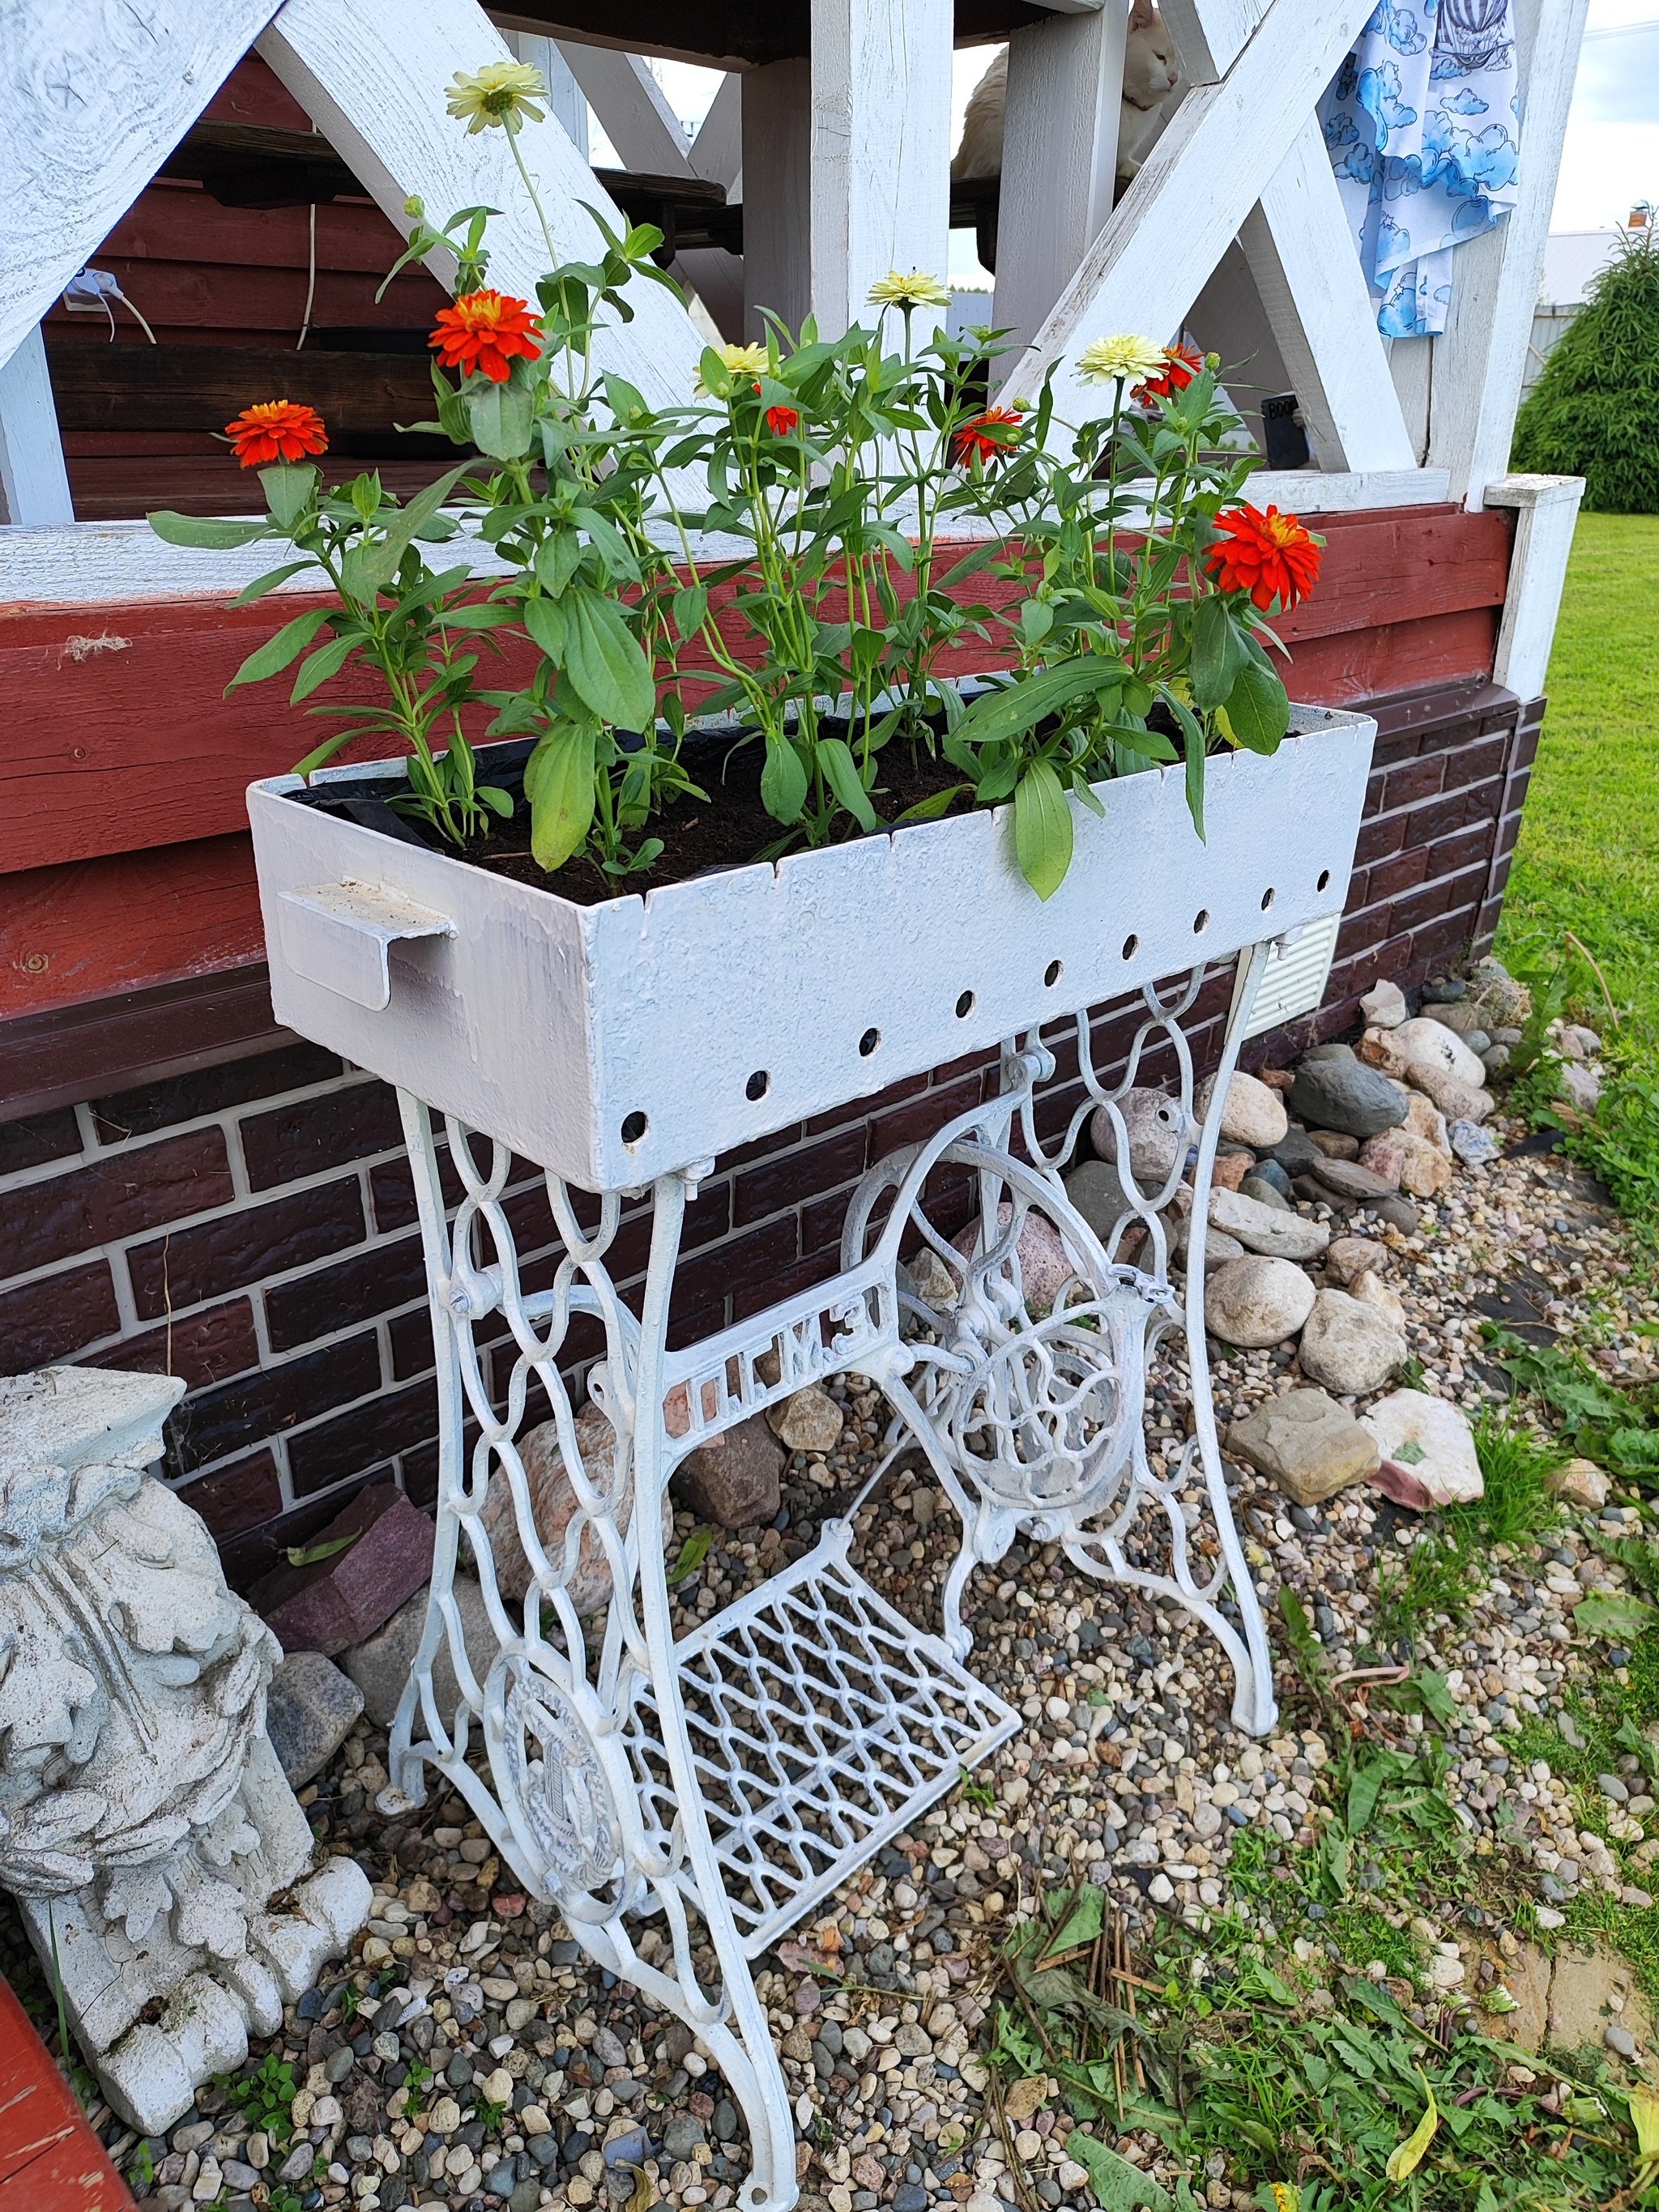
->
[[248, 705, 1376, 1191]]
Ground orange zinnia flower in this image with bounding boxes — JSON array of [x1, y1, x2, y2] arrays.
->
[[1204, 504, 1323, 612], [950, 407, 1023, 468], [1134, 342, 1205, 403], [429, 290, 544, 385], [765, 403, 800, 436], [224, 401, 328, 467]]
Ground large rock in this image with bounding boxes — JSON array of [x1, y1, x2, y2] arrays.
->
[[1448, 1118, 1500, 1166], [1358, 979, 1409, 1029], [1395, 1016, 1490, 1089], [1361, 1389, 1484, 1507], [768, 1385, 845, 1455], [1388, 1128, 1455, 1199], [954, 1203, 1081, 1313], [1307, 1156, 1400, 1205], [1549, 1458, 1610, 1510], [1226, 1389, 1380, 1506], [344, 1571, 498, 1729], [676, 1412, 785, 1528], [1289, 1048, 1409, 1139], [1171, 1218, 1246, 1272], [265, 1649, 363, 1788], [1560, 1062, 1602, 1117], [1358, 1027, 1412, 1080], [1205, 1256, 1316, 1348], [1354, 1135, 1405, 1188], [1195, 1070, 1288, 1152], [1063, 1158, 1138, 1249], [250, 1481, 435, 1656], [1088, 1089, 1190, 1191], [1209, 1187, 1331, 1262], [1408, 1059, 1496, 1123], [1325, 1234, 1387, 1285], [1349, 1269, 1408, 1333], [1297, 1289, 1407, 1396], [1403, 1091, 1453, 1155], [478, 1407, 664, 1612]]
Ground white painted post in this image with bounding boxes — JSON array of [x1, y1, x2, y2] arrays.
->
[[1484, 473, 1584, 701], [992, 5, 1131, 364], [1237, 117, 1414, 471], [809, 0, 953, 339], [0, 323, 74, 526], [1425, 0, 1591, 505], [690, 74, 743, 191], [741, 60, 812, 339]]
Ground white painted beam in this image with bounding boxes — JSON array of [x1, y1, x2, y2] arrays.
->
[[690, 73, 743, 190], [996, 0, 1380, 412], [0, 0, 284, 367], [809, 0, 953, 339], [1426, 0, 1591, 505], [0, 324, 74, 526], [992, 5, 1130, 364], [259, 0, 704, 419], [1485, 473, 1584, 701], [1156, 0, 1265, 82], [555, 40, 693, 177], [1238, 116, 1414, 472]]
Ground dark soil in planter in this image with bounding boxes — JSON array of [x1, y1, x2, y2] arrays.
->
[[291, 725, 983, 907]]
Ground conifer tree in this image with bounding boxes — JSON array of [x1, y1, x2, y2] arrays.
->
[[1511, 224, 1659, 513]]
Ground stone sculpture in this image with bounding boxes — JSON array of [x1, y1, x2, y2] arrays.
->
[[0, 1365, 371, 2135]]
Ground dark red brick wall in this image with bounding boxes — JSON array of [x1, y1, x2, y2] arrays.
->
[[0, 676, 1537, 1583]]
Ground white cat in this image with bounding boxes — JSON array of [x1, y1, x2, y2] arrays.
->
[[951, 2, 1183, 187]]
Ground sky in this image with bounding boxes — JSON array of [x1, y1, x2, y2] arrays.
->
[[621, 8, 1658, 289]]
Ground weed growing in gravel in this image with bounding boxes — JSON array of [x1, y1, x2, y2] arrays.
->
[[215, 2048, 297, 2143], [1486, 1325, 1659, 1490]]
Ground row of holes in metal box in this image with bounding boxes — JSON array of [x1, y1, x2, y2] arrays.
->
[[616, 874, 1331, 1145]]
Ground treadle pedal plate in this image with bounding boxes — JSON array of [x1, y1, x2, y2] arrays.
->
[[625, 1522, 1018, 1955]]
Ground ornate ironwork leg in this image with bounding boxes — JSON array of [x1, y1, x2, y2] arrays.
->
[[841, 948, 1280, 1736]]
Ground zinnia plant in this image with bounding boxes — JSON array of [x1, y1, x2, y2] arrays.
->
[[149, 61, 1323, 901]]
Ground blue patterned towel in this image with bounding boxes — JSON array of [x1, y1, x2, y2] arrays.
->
[[1318, 0, 1520, 335]]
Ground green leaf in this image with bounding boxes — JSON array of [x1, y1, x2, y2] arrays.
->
[[465, 376, 535, 461], [817, 738, 878, 831], [955, 658, 1126, 752], [894, 783, 970, 823], [1346, 1756, 1393, 1835], [698, 344, 734, 399], [526, 723, 598, 871], [522, 594, 569, 662], [534, 532, 582, 596], [761, 733, 808, 824], [565, 592, 655, 730], [672, 583, 709, 641], [228, 560, 315, 607], [342, 458, 472, 600], [147, 511, 271, 549], [667, 1528, 713, 1586], [1188, 594, 1250, 710], [1222, 658, 1291, 753], [224, 608, 331, 693], [1064, 2133, 1173, 2211], [1573, 1589, 1659, 1641], [284, 1530, 361, 1569], [258, 462, 320, 531], [1013, 760, 1074, 901], [290, 632, 358, 702]]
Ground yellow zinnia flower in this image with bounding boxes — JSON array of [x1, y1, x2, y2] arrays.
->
[[446, 62, 548, 134], [696, 342, 769, 394], [1077, 332, 1167, 386], [867, 270, 953, 311]]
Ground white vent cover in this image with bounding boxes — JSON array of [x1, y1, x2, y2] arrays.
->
[[1235, 913, 1343, 1039]]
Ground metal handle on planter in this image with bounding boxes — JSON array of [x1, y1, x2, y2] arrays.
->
[[277, 880, 456, 1012]]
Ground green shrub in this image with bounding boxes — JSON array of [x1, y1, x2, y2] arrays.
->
[[1512, 225, 1659, 513]]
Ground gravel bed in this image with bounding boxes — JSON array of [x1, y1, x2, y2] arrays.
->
[[94, 1127, 1659, 2212]]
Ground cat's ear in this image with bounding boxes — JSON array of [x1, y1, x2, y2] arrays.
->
[[1128, 0, 1158, 28]]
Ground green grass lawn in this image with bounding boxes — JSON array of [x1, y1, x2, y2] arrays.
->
[[1495, 511, 1659, 1042]]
